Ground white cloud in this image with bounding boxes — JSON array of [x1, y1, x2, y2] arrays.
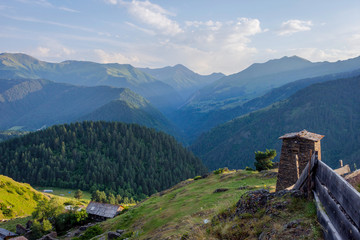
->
[[278, 19, 312, 36], [112, 0, 183, 36], [286, 47, 360, 62], [58, 7, 79, 13], [31, 40, 76, 60], [94, 49, 140, 64]]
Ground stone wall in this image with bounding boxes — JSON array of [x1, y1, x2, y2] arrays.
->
[[276, 137, 321, 191]]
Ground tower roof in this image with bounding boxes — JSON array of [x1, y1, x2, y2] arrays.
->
[[279, 129, 324, 142]]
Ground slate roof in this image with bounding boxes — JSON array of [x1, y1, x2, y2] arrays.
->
[[279, 129, 324, 142], [86, 202, 123, 218], [0, 228, 17, 240]]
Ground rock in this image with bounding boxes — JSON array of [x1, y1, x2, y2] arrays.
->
[[108, 231, 122, 239], [16, 224, 28, 235], [116, 229, 125, 234], [79, 226, 87, 231], [213, 188, 229, 193], [283, 220, 300, 229], [26, 220, 33, 229], [202, 173, 210, 179]]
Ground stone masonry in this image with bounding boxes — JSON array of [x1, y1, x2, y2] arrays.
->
[[276, 130, 324, 191]]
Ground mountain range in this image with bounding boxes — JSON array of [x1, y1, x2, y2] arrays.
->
[[139, 64, 224, 99], [173, 55, 360, 141], [0, 53, 223, 112], [0, 78, 177, 136], [191, 74, 360, 170], [2, 52, 360, 172]]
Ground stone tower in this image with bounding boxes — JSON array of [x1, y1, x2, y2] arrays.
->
[[276, 129, 324, 191]]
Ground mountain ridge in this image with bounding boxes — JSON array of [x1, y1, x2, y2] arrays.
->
[[191, 74, 360, 170]]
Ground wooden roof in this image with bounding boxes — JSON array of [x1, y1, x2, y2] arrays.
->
[[279, 129, 324, 142], [86, 202, 123, 218], [0, 228, 17, 240]]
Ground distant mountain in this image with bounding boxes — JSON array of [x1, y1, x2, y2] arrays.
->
[[0, 121, 207, 200], [172, 68, 360, 142], [191, 75, 360, 170], [174, 56, 360, 142], [189, 55, 360, 104], [139, 64, 224, 99], [0, 78, 177, 136], [0, 53, 183, 111]]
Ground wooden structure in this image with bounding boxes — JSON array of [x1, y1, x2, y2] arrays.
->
[[86, 202, 124, 221], [0, 228, 17, 240], [276, 129, 324, 191], [294, 152, 360, 240]]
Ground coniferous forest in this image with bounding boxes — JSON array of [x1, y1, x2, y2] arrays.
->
[[0, 121, 207, 200]]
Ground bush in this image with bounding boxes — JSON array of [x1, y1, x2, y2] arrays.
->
[[213, 167, 229, 174], [73, 225, 103, 240], [194, 176, 202, 180], [245, 166, 254, 171], [2, 208, 14, 218]]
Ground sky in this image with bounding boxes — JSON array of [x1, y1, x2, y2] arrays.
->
[[1, 0, 360, 75]]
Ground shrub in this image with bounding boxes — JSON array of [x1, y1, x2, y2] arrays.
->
[[2, 208, 14, 218], [194, 176, 202, 180], [6, 189, 14, 194], [245, 166, 254, 171], [73, 225, 103, 240], [213, 167, 229, 174]]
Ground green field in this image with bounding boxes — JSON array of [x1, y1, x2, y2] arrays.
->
[[101, 169, 278, 239], [0, 175, 47, 220], [35, 187, 92, 201]]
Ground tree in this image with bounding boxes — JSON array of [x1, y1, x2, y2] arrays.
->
[[254, 149, 276, 171], [107, 193, 116, 204], [74, 189, 83, 200], [32, 198, 63, 224]]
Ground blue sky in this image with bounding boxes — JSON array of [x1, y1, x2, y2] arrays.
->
[[1, 0, 360, 74]]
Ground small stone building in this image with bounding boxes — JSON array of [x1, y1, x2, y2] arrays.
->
[[276, 129, 324, 191], [86, 202, 124, 221]]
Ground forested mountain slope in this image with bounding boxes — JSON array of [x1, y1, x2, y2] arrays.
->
[[0, 121, 207, 200], [191, 75, 360, 170], [0, 78, 178, 136], [171, 68, 360, 142]]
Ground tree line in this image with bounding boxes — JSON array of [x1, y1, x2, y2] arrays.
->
[[0, 121, 207, 200]]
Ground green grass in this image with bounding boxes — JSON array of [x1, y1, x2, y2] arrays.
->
[[35, 187, 92, 201], [0, 216, 32, 232], [100, 169, 277, 239], [0, 175, 47, 220]]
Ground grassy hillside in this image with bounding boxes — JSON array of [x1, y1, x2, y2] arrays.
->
[[191, 75, 360, 170], [99, 169, 321, 239], [0, 175, 46, 219]]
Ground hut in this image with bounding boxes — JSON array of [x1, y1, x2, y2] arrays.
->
[[276, 129, 324, 191], [0, 228, 17, 240], [86, 202, 124, 221]]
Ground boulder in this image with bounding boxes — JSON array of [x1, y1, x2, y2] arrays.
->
[[108, 231, 121, 239], [213, 188, 229, 193]]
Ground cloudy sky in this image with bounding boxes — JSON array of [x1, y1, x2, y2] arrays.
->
[[1, 0, 360, 74]]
